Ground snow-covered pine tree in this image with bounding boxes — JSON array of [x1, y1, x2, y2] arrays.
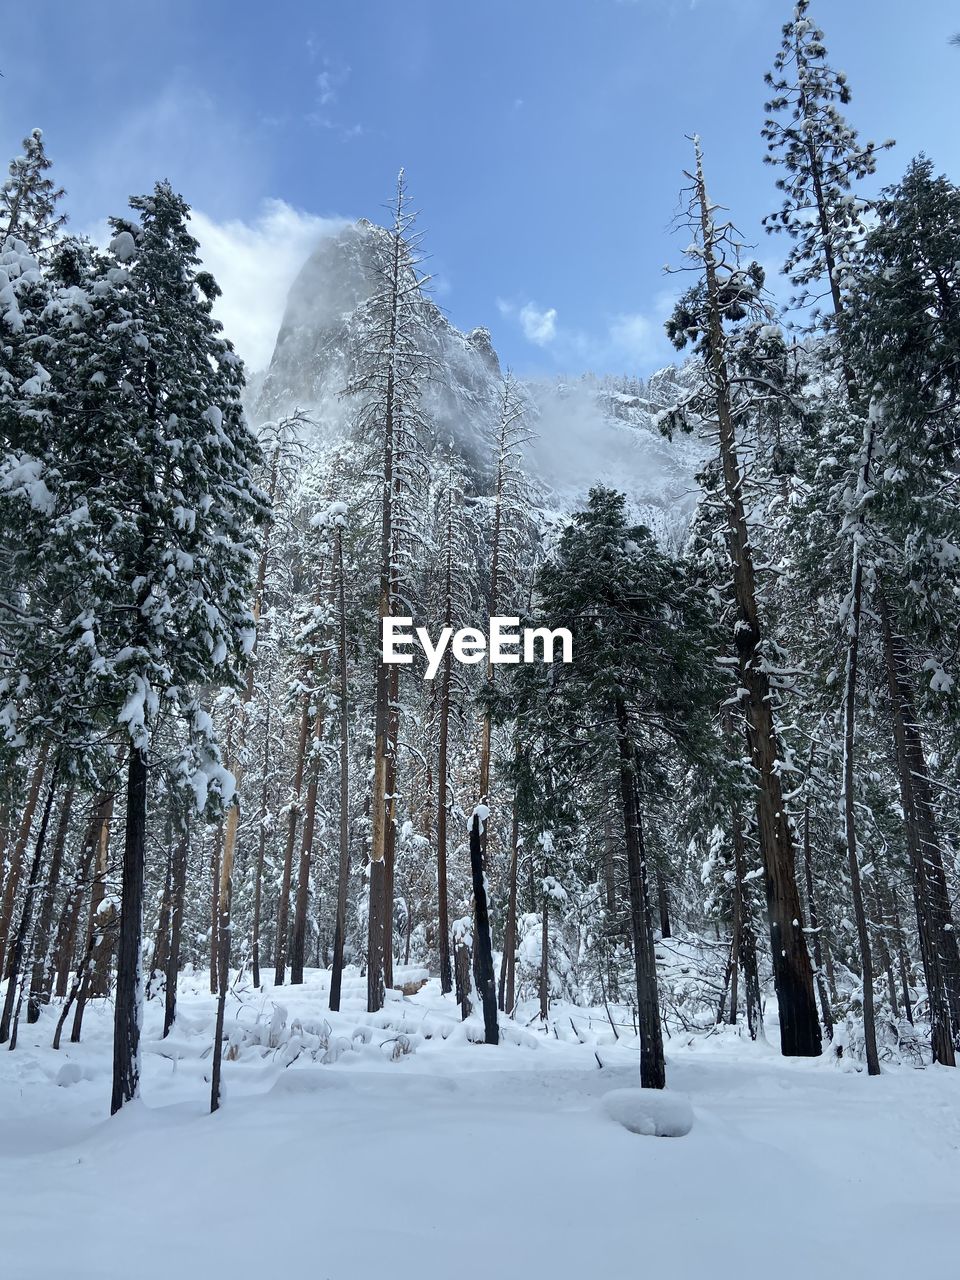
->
[[43, 182, 269, 1112], [0, 129, 66, 262], [504, 486, 723, 1086], [841, 157, 960, 1061], [663, 137, 822, 1059], [761, 3, 897, 1074], [345, 172, 432, 1012]]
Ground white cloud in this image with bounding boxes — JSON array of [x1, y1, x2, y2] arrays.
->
[[499, 298, 558, 347], [189, 201, 350, 371], [519, 302, 558, 346], [498, 291, 677, 373]]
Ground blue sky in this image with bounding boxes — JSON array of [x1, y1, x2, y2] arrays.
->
[[4, 1, 959, 376]]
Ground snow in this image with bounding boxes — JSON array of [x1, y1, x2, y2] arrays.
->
[[2, 969, 959, 1279], [601, 1086, 694, 1136], [310, 499, 349, 528], [110, 230, 137, 262], [470, 802, 490, 829], [0, 454, 55, 515]]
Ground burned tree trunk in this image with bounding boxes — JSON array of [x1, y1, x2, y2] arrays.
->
[[111, 746, 148, 1114], [469, 810, 499, 1045], [615, 697, 665, 1088]]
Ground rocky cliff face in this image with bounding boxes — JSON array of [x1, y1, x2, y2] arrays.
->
[[252, 220, 506, 472], [251, 219, 704, 540]]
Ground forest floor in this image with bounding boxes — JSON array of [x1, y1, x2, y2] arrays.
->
[[1, 967, 959, 1279]]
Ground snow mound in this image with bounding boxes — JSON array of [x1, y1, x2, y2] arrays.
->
[[56, 1062, 86, 1088], [601, 1088, 693, 1137]]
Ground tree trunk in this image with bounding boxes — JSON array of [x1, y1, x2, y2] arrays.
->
[[802, 806, 834, 1041], [382, 661, 399, 994], [615, 697, 665, 1088], [539, 886, 550, 1023], [51, 790, 111, 999], [888, 893, 913, 1026], [837, 414, 881, 1075], [469, 811, 499, 1045], [455, 931, 472, 1020], [879, 592, 958, 1063], [693, 140, 820, 1059], [251, 711, 271, 992], [209, 820, 222, 994], [291, 691, 326, 985], [275, 689, 312, 986], [112, 746, 148, 1115], [435, 604, 454, 997], [0, 764, 59, 1046], [330, 527, 352, 1011], [27, 785, 74, 1022], [163, 808, 189, 1037], [146, 814, 174, 1002], [0, 743, 48, 973], [211, 801, 238, 1113], [498, 805, 520, 1014], [654, 862, 671, 940]]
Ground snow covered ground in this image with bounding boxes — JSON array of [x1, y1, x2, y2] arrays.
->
[[2, 969, 958, 1279]]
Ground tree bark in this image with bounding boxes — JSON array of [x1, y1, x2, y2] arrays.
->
[[111, 746, 148, 1114], [291, 689, 326, 985], [469, 811, 499, 1045], [498, 805, 520, 1014], [434, 486, 455, 996], [0, 743, 48, 973], [615, 697, 665, 1087], [27, 785, 74, 1022], [51, 790, 111, 1000], [802, 806, 834, 1041], [209, 820, 222, 994], [330, 526, 352, 1011], [275, 686, 312, 986], [251, 705, 271, 991], [879, 593, 958, 1063], [163, 808, 189, 1038], [211, 800, 238, 1113], [0, 764, 59, 1046]]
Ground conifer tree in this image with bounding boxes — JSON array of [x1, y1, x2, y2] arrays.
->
[[1, 129, 66, 261], [43, 183, 269, 1112], [664, 138, 822, 1059], [842, 158, 960, 1060], [502, 487, 722, 1086], [346, 172, 431, 1012]]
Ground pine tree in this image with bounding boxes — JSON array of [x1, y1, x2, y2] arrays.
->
[[40, 183, 269, 1112], [502, 486, 723, 1086], [346, 172, 432, 1012], [841, 158, 960, 1060], [663, 137, 822, 1059], [0, 129, 66, 261]]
